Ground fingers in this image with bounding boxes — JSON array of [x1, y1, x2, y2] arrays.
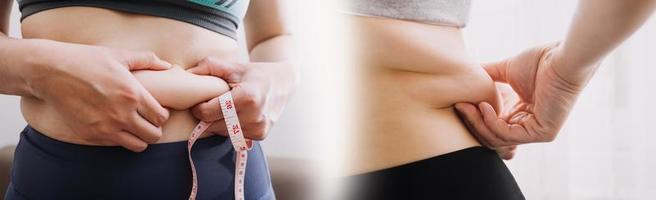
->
[[497, 145, 517, 160], [478, 102, 532, 144], [455, 103, 518, 159], [187, 57, 243, 83], [482, 60, 509, 83], [496, 83, 519, 118], [136, 87, 169, 127], [455, 103, 494, 147], [242, 120, 270, 141], [205, 121, 228, 136], [113, 131, 148, 152], [125, 113, 163, 144], [455, 102, 510, 147], [456, 102, 517, 147], [191, 97, 225, 122], [124, 51, 171, 71]]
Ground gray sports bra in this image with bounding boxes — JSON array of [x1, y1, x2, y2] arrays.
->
[[345, 0, 471, 27]]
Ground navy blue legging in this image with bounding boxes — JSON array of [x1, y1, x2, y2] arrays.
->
[[5, 126, 275, 200]]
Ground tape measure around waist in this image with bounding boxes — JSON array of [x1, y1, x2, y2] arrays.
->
[[187, 92, 252, 200]]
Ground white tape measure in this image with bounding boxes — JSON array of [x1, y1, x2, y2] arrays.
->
[[187, 92, 252, 200]]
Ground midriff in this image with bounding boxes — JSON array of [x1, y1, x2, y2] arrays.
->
[[19, 7, 237, 145], [349, 16, 501, 174]]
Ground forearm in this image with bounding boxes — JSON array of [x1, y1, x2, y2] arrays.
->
[[556, 0, 656, 80], [249, 35, 298, 84], [1, 0, 12, 33], [0, 35, 41, 97]]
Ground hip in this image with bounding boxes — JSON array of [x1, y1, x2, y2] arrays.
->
[[6, 126, 274, 200], [344, 147, 524, 200], [349, 15, 501, 174]]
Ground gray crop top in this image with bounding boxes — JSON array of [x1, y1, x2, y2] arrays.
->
[[345, 0, 471, 28]]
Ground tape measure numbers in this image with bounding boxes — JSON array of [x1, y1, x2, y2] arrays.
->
[[187, 92, 252, 200]]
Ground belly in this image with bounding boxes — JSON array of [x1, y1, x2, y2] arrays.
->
[[19, 7, 238, 144], [349, 16, 501, 174]]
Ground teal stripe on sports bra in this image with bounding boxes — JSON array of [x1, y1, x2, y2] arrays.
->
[[188, 0, 250, 19]]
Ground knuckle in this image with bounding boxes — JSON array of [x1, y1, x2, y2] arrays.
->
[[199, 57, 218, 69], [143, 52, 158, 61], [504, 153, 515, 160], [203, 57, 217, 64], [200, 108, 215, 121], [489, 140, 504, 148], [116, 85, 140, 104], [250, 121, 270, 140], [156, 110, 169, 125], [542, 133, 557, 142], [241, 93, 260, 107], [95, 123, 115, 136], [144, 134, 161, 144], [251, 114, 266, 124], [141, 129, 162, 143], [251, 130, 267, 140], [132, 143, 148, 152]]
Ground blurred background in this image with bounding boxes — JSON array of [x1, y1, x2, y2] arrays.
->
[[466, 1, 656, 199]]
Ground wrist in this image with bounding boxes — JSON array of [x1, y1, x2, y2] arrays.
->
[[14, 39, 62, 98], [270, 61, 299, 92], [549, 46, 598, 90]]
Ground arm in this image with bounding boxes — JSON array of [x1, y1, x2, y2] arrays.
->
[[0, 0, 11, 34], [188, 0, 297, 140], [0, 5, 171, 151], [244, 0, 294, 61], [0, 35, 35, 96], [455, 0, 656, 153], [0, 0, 31, 96], [554, 0, 656, 85]]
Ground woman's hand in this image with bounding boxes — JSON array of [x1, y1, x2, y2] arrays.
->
[[187, 57, 297, 140], [132, 67, 230, 111], [455, 42, 589, 150], [24, 40, 171, 152]]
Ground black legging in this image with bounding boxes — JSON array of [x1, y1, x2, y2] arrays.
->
[[344, 147, 525, 200]]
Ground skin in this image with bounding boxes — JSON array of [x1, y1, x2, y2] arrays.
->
[[0, 1, 294, 151], [188, 0, 297, 140], [455, 0, 656, 158], [0, 30, 172, 152], [347, 0, 655, 175], [348, 16, 500, 174]]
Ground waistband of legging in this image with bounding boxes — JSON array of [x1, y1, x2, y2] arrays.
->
[[350, 146, 495, 176], [20, 125, 230, 162]]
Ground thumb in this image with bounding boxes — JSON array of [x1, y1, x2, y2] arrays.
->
[[187, 57, 243, 83], [124, 51, 171, 71], [482, 59, 509, 83]]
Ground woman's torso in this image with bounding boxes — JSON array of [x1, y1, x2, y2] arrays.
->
[[349, 16, 500, 174], [19, 7, 239, 145]]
